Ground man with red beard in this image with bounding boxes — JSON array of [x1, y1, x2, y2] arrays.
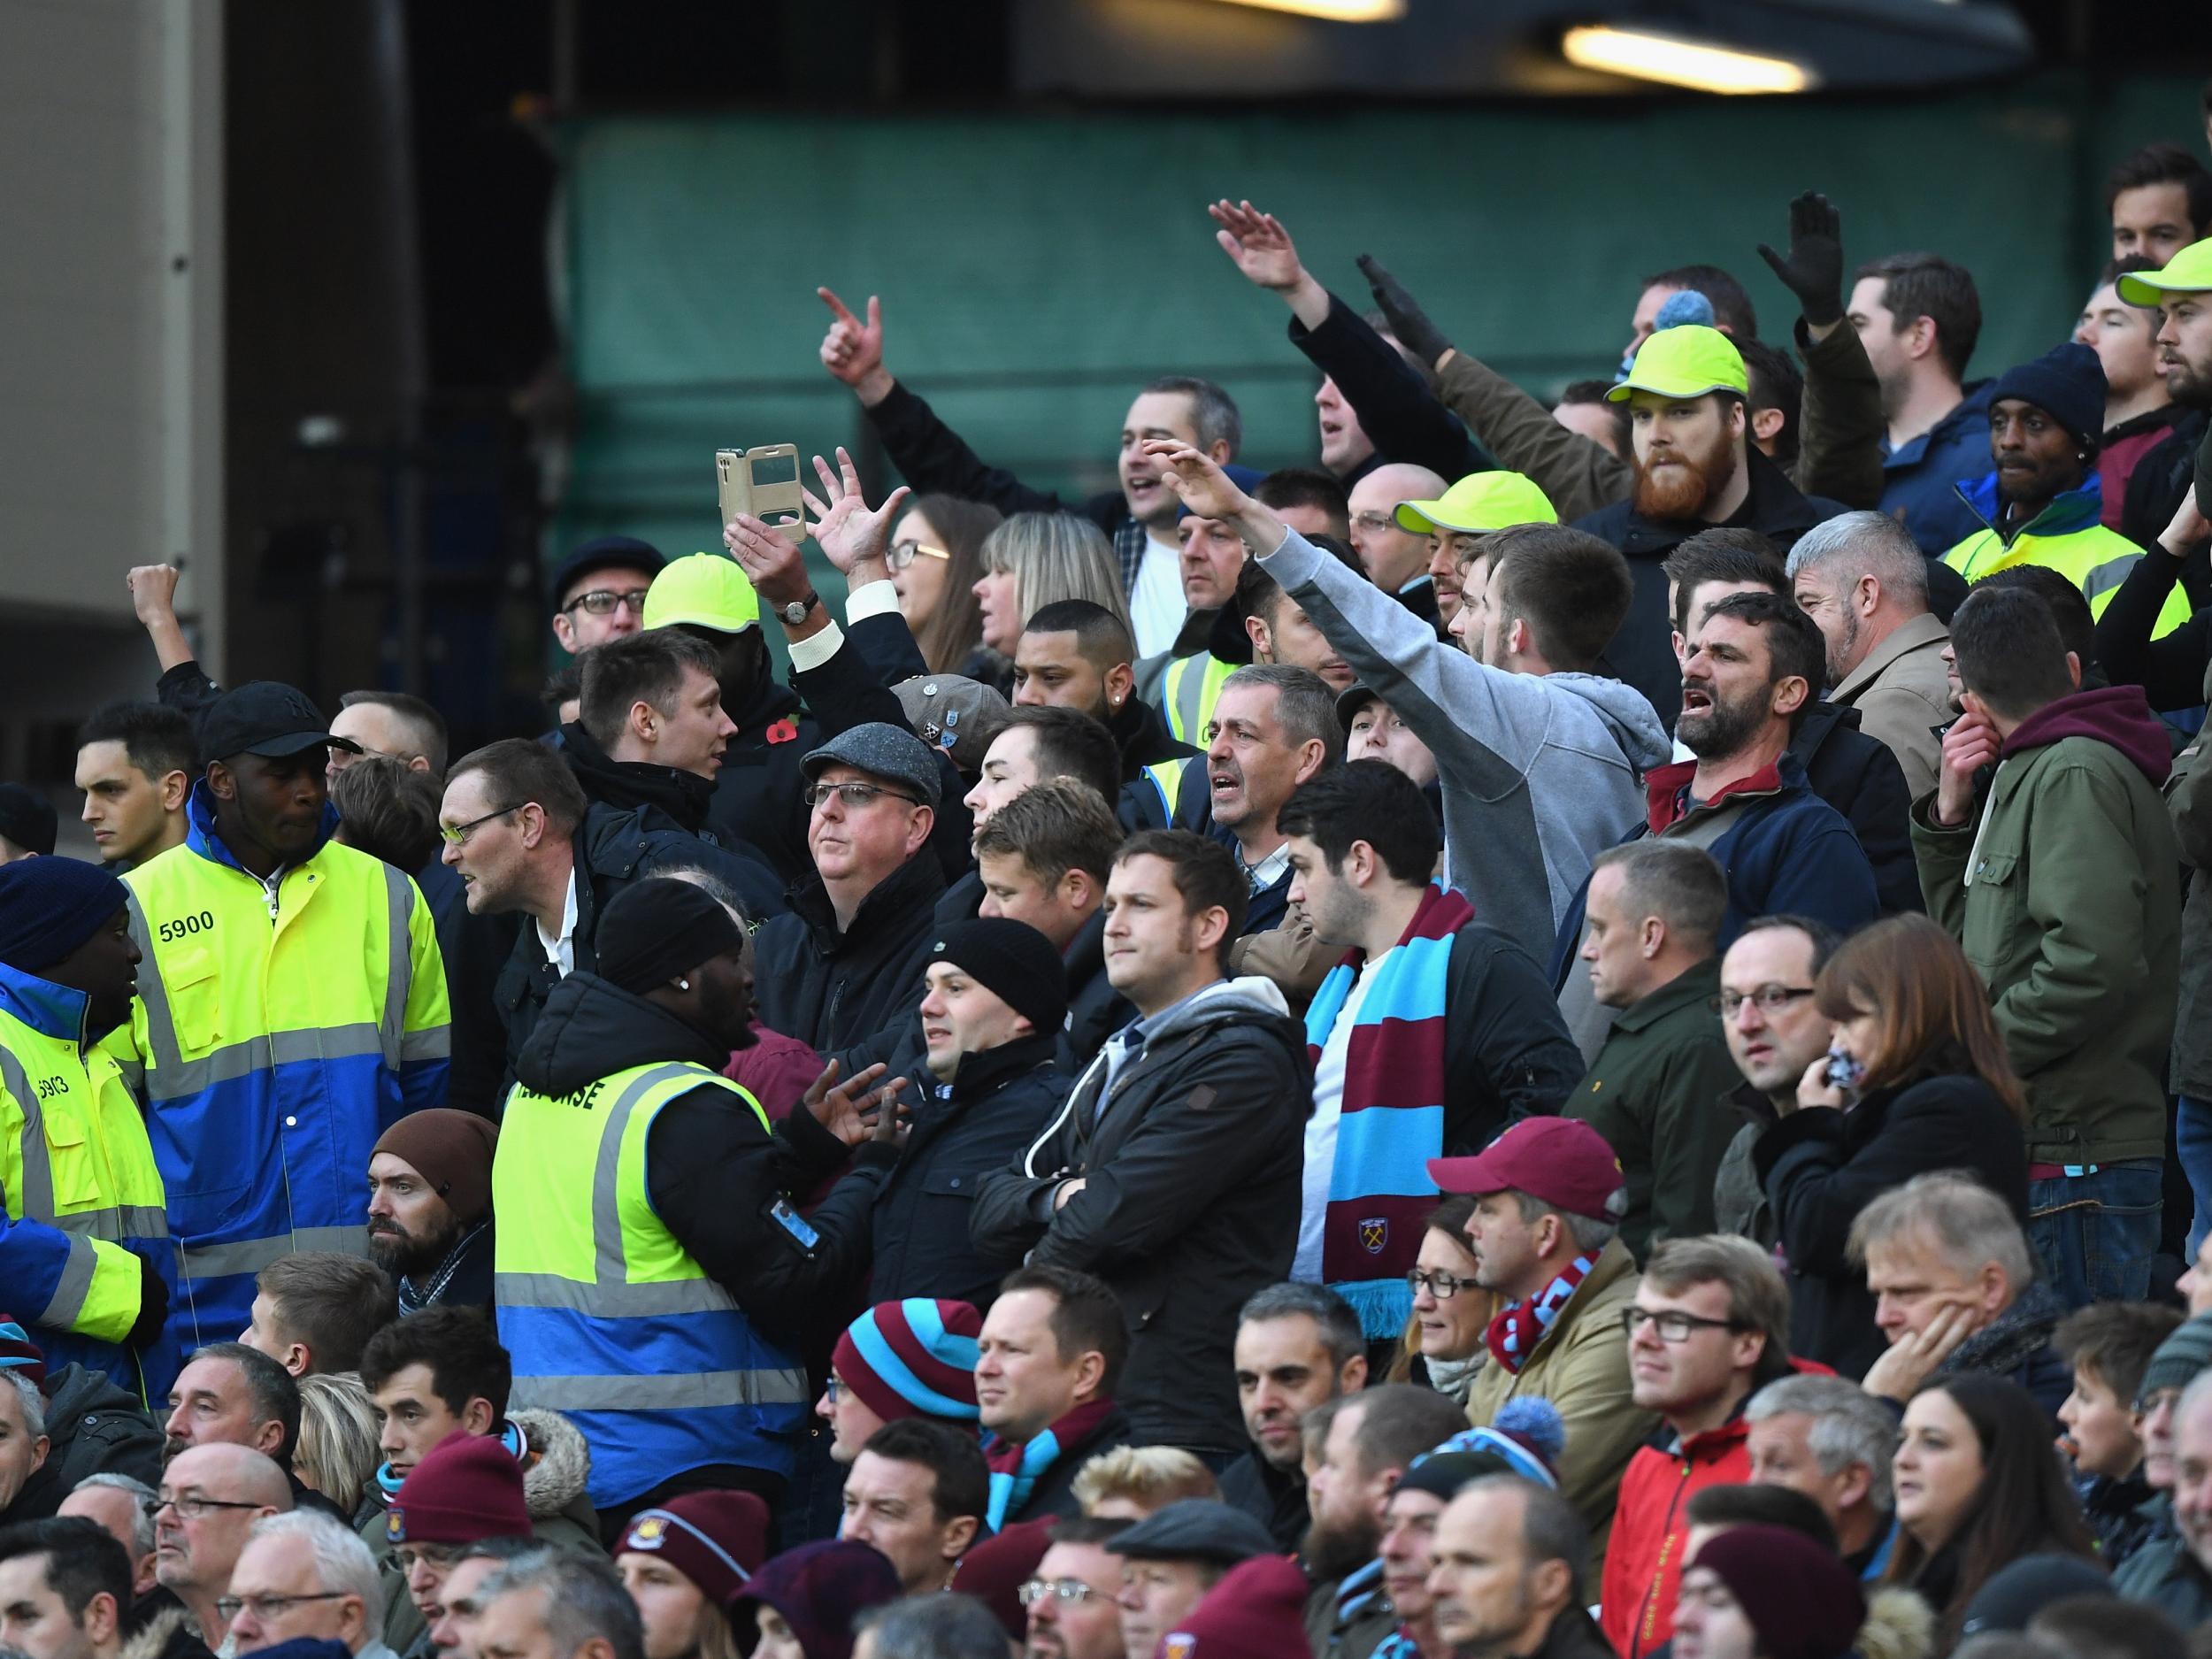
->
[[1573, 326, 1847, 729]]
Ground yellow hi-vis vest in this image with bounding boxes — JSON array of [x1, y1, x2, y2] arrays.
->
[[494, 1060, 809, 1507], [1162, 653, 1236, 748]]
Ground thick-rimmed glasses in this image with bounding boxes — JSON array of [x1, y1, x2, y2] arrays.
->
[[1407, 1268, 1475, 1300], [888, 541, 950, 572], [1623, 1307, 1746, 1343], [563, 588, 651, 617]]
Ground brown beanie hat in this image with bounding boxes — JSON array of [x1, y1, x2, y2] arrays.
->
[[373, 1110, 499, 1225]]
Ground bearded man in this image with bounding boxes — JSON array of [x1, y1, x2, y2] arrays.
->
[[1572, 325, 1848, 726], [367, 1110, 499, 1315]]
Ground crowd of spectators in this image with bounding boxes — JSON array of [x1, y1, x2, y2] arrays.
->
[[12, 109, 2212, 1659]]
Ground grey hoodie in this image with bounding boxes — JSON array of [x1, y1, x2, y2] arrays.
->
[[1258, 528, 1671, 959]]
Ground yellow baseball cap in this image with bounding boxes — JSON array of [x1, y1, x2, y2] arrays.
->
[[641, 552, 762, 634], [2117, 238, 2212, 306], [1394, 471, 1559, 535], [1604, 324, 1749, 404]]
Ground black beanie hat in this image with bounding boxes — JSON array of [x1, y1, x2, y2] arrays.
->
[[0, 856, 130, 975], [596, 878, 744, 994], [927, 918, 1068, 1038], [1988, 341, 2108, 452]]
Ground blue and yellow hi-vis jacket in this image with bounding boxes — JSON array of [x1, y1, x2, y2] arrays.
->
[[111, 785, 449, 1349], [0, 959, 178, 1399], [1943, 472, 2192, 636]]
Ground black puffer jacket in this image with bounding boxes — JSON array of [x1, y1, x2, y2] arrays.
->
[[836, 1034, 1072, 1310], [971, 977, 1309, 1454], [1789, 701, 1920, 916], [1756, 1062, 2029, 1379], [752, 853, 945, 1055], [487, 803, 785, 1096]]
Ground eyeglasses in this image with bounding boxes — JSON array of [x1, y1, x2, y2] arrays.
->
[[1018, 1578, 1106, 1609], [562, 588, 651, 617], [144, 1494, 265, 1521], [1622, 1308, 1747, 1343], [439, 804, 520, 847], [1352, 511, 1401, 534], [889, 541, 951, 572], [1709, 986, 1816, 1018], [803, 781, 924, 812], [214, 1593, 352, 1624], [1407, 1268, 1475, 1301], [825, 1376, 845, 1403]]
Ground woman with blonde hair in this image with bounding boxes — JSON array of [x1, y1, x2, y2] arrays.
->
[[972, 512, 1131, 658], [1753, 912, 2032, 1379], [890, 494, 1002, 678], [294, 1371, 385, 1526]]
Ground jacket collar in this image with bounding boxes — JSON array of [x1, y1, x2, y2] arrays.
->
[[938, 1033, 1062, 1101], [0, 960, 91, 1046], [788, 849, 947, 956], [1108, 691, 1197, 772], [1832, 611, 1950, 702], [1953, 472, 2104, 546], [1613, 957, 1722, 1035], [184, 780, 338, 876], [1885, 379, 1993, 466], [1645, 750, 1802, 834]]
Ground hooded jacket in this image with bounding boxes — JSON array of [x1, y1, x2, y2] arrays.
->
[[1573, 449, 1847, 728], [1755, 1064, 2030, 1378], [970, 976, 1308, 1452], [752, 851, 946, 1056], [1942, 473, 2192, 636], [1256, 526, 1672, 961], [1911, 684, 2181, 1164], [1060, 910, 1133, 1074], [485, 801, 787, 1102]]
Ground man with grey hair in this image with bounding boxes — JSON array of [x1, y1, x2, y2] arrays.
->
[[1428, 1475, 1610, 1659], [1175, 663, 1340, 940], [1786, 510, 1952, 795], [224, 1510, 391, 1659], [1566, 841, 1743, 1257], [1745, 1373, 1900, 1580], [0, 1372, 49, 1526], [472, 1547, 641, 1659], [852, 1594, 1006, 1659], [1848, 1171, 2068, 1418], [57, 1476, 161, 1610], [1221, 1283, 1369, 1549]]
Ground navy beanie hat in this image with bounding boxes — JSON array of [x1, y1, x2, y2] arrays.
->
[[0, 856, 130, 976], [1989, 341, 2108, 451]]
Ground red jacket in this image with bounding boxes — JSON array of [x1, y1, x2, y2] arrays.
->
[[1599, 1412, 1752, 1657]]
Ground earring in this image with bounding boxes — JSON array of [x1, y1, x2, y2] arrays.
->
[[677, 979, 690, 991]]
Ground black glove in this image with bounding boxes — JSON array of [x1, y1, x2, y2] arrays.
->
[[1357, 254, 1455, 370], [126, 1253, 169, 1350], [1755, 191, 1845, 328]]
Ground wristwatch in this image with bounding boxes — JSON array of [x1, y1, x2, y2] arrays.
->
[[779, 590, 820, 626]]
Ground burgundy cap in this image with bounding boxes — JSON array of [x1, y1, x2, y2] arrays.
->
[[949, 1518, 1055, 1644], [1158, 1555, 1315, 1659], [1427, 1118, 1627, 1223], [388, 1432, 530, 1546], [619, 1491, 771, 1609]]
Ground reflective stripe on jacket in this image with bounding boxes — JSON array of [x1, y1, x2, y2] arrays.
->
[[494, 1060, 809, 1505], [0, 960, 176, 1397], [1161, 653, 1235, 747], [114, 786, 449, 1348]]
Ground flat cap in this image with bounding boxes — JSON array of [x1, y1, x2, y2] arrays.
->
[[800, 721, 942, 809], [1109, 1500, 1276, 1566]]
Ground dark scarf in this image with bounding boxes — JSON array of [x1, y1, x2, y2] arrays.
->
[[1940, 1279, 2065, 1383], [980, 1398, 1118, 1529], [396, 1220, 490, 1317]]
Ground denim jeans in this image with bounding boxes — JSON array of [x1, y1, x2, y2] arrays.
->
[[2027, 1159, 2165, 1309], [2177, 1097, 2212, 1256]]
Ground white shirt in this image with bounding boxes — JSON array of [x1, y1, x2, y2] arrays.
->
[[1128, 532, 1187, 659], [1242, 841, 1292, 895], [1294, 948, 1394, 1281], [537, 869, 579, 977]]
